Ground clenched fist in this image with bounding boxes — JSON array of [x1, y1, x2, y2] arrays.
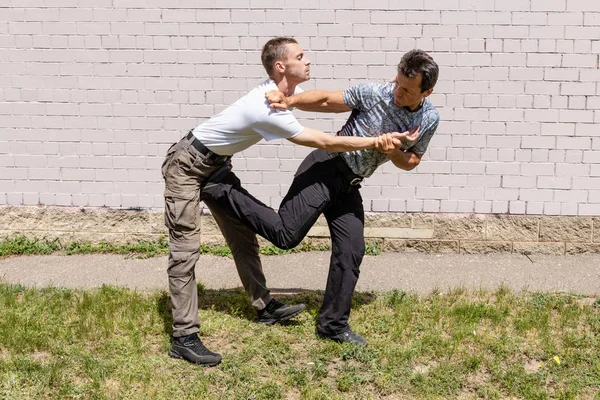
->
[[265, 90, 289, 110]]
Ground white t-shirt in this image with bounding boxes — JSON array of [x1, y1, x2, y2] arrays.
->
[[192, 79, 304, 156]]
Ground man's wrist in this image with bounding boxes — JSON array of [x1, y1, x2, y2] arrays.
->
[[286, 96, 296, 108]]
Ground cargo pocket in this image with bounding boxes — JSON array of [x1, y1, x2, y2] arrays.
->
[[303, 185, 328, 209], [164, 195, 200, 231], [161, 143, 179, 180], [288, 183, 329, 237], [167, 250, 195, 278]]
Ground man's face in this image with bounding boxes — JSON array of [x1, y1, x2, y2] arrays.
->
[[392, 71, 432, 110], [280, 43, 311, 83]]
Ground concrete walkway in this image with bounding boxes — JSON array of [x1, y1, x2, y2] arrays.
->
[[0, 252, 599, 295]]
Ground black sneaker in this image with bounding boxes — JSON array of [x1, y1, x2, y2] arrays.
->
[[316, 329, 367, 346], [257, 299, 306, 325], [168, 333, 222, 367]]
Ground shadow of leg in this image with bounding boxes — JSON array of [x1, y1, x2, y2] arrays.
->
[[196, 285, 256, 322], [156, 291, 173, 336], [156, 284, 379, 332]]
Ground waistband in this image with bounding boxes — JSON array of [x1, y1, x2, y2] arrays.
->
[[185, 130, 231, 164], [332, 153, 363, 186]]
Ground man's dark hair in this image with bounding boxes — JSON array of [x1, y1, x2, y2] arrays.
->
[[397, 49, 439, 92], [261, 37, 298, 78]]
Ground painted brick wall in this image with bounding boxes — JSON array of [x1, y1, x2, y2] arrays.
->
[[1, 1, 599, 215]]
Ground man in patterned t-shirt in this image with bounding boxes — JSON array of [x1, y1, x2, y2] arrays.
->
[[270, 49, 439, 178], [202, 49, 439, 345]]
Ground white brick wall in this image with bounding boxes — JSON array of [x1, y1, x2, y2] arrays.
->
[[1, 1, 599, 215]]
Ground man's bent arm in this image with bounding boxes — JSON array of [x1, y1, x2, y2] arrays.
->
[[288, 128, 399, 153], [273, 90, 351, 113], [387, 149, 423, 171]]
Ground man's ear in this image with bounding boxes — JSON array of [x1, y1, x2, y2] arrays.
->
[[274, 61, 285, 74], [422, 88, 434, 98]]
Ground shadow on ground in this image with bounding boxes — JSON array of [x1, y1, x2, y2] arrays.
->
[[156, 284, 377, 336]]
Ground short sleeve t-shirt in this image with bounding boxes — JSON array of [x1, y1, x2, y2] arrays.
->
[[340, 82, 440, 177], [192, 79, 304, 156]]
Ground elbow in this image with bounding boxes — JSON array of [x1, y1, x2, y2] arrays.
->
[[396, 157, 420, 171], [404, 153, 421, 171], [405, 161, 419, 171]]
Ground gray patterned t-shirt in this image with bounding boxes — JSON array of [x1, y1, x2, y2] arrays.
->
[[340, 82, 440, 177]]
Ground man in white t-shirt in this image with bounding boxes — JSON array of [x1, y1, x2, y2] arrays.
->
[[162, 37, 415, 367]]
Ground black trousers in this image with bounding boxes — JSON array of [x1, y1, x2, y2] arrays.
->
[[203, 149, 365, 334]]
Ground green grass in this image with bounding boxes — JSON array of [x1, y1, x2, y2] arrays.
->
[[0, 236, 61, 257], [65, 239, 169, 258], [365, 242, 382, 255], [0, 235, 346, 259], [0, 284, 598, 399]]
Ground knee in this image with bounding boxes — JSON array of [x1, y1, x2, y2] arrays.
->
[[352, 242, 366, 265], [333, 239, 365, 265], [271, 241, 296, 251], [355, 241, 366, 258], [167, 247, 200, 278], [273, 233, 303, 250], [342, 237, 365, 255]]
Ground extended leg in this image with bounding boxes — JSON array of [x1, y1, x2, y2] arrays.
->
[[204, 196, 307, 324], [202, 149, 338, 249], [204, 197, 272, 310]]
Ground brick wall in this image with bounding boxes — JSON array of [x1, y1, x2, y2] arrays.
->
[[1, 1, 599, 215]]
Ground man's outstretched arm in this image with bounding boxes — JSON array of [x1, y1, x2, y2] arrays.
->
[[267, 90, 351, 113], [288, 127, 420, 154]]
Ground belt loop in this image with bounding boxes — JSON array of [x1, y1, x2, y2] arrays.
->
[[350, 177, 363, 186], [185, 130, 195, 144], [185, 130, 231, 165]]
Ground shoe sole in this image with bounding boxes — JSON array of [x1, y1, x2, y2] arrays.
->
[[316, 332, 367, 346], [258, 305, 306, 326], [168, 349, 222, 367]]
